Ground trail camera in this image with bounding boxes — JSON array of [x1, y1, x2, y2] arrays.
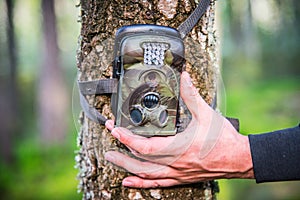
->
[[111, 25, 185, 136], [78, 0, 211, 137]]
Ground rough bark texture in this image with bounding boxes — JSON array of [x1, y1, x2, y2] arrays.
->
[[76, 0, 219, 199]]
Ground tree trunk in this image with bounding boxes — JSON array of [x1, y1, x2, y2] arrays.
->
[[76, 0, 219, 199], [38, 0, 68, 144], [0, 0, 18, 163]]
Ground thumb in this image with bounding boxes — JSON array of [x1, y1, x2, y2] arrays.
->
[[180, 72, 210, 120]]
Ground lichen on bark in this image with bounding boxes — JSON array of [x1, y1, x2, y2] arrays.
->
[[76, 0, 219, 199]]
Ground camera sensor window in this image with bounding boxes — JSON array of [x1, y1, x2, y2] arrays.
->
[[142, 42, 169, 66]]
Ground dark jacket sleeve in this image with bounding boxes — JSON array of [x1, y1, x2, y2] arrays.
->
[[248, 124, 300, 183]]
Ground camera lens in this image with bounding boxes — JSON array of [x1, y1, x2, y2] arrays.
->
[[143, 93, 159, 109], [130, 107, 144, 125], [148, 105, 168, 128], [159, 110, 168, 125]]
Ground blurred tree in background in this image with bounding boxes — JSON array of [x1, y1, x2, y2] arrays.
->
[[219, 0, 300, 132], [38, 0, 68, 144], [0, 0, 298, 199], [221, 0, 300, 80], [218, 0, 300, 200], [0, 0, 18, 164], [0, 0, 80, 199]]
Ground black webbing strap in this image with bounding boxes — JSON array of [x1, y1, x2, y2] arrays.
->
[[177, 0, 211, 39], [226, 117, 240, 132], [78, 79, 118, 95], [78, 79, 118, 125], [79, 91, 108, 125]]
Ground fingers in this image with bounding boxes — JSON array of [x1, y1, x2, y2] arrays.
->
[[110, 127, 174, 155], [105, 151, 171, 179], [122, 176, 179, 188], [106, 120, 171, 156], [105, 120, 178, 162], [105, 120, 114, 131], [180, 71, 211, 120], [105, 151, 180, 188]]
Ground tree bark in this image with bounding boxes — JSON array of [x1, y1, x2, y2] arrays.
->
[[76, 0, 219, 199]]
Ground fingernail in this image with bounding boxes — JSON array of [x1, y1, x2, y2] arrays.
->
[[111, 129, 120, 140], [123, 179, 134, 187], [105, 120, 114, 130]]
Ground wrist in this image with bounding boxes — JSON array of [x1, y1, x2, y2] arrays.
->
[[214, 120, 254, 179], [201, 123, 254, 180], [231, 134, 254, 179]]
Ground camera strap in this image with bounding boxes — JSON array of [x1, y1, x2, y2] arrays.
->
[[78, 0, 211, 125], [177, 0, 211, 39], [78, 79, 118, 125]]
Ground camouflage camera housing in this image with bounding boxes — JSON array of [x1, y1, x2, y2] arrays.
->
[[111, 25, 184, 137]]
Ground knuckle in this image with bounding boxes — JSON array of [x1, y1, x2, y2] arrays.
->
[[137, 172, 149, 179], [136, 169, 158, 179], [139, 143, 154, 155], [151, 181, 160, 188]]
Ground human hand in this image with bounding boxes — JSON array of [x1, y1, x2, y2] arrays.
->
[[105, 71, 254, 188]]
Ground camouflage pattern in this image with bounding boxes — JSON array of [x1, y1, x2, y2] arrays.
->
[[114, 34, 184, 136]]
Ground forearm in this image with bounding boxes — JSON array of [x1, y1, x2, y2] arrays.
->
[[248, 124, 300, 183]]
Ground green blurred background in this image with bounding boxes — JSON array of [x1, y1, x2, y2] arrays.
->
[[0, 0, 299, 199]]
